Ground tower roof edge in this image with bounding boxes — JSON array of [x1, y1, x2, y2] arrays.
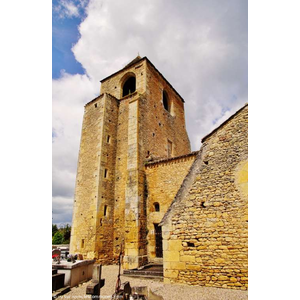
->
[[100, 56, 185, 103]]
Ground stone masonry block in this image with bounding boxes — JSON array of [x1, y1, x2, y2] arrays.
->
[[170, 261, 186, 270], [180, 255, 195, 262], [164, 250, 180, 262], [186, 264, 201, 271], [168, 240, 183, 251], [164, 269, 179, 278]]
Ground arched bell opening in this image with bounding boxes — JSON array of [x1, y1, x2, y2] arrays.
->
[[122, 75, 136, 97]]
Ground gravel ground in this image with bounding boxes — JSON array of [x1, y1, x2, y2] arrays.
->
[[56, 265, 248, 300]]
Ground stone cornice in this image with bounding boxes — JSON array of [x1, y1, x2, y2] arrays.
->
[[145, 151, 199, 168]]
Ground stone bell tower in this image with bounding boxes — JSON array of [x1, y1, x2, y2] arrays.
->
[[70, 56, 191, 269]]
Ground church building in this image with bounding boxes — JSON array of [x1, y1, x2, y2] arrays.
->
[[70, 56, 248, 290]]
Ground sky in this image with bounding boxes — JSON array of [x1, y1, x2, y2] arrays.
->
[[52, 0, 248, 227]]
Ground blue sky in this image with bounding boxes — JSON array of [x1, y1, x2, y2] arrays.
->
[[52, 0, 248, 227], [52, 0, 86, 78]]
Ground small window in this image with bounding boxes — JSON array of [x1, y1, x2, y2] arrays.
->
[[94, 103, 97, 108], [154, 202, 160, 212], [81, 239, 84, 248], [104, 169, 108, 178], [163, 91, 169, 112], [122, 76, 136, 97], [104, 205, 107, 216], [107, 135, 111, 143]]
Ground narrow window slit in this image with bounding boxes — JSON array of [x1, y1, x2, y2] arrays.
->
[[104, 169, 108, 178]]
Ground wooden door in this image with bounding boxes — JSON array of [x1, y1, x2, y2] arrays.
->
[[154, 223, 163, 258]]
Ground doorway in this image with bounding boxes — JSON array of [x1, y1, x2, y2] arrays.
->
[[154, 223, 163, 258]]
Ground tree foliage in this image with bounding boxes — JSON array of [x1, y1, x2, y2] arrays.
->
[[62, 224, 71, 244], [52, 224, 71, 244], [52, 224, 58, 237], [52, 231, 64, 245]]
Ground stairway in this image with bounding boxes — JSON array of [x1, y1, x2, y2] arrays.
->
[[123, 263, 163, 279]]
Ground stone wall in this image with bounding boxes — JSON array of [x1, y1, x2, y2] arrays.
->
[[141, 60, 191, 160], [161, 104, 248, 290], [70, 93, 119, 262], [95, 93, 119, 262], [145, 152, 198, 262], [112, 97, 129, 259], [70, 94, 106, 259]]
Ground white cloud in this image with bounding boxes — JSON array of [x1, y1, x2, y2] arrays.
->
[[53, 0, 88, 19], [52, 196, 74, 226], [53, 0, 248, 224], [52, 72, 99, 224]]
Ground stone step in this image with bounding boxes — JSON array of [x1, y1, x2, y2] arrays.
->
[[122, 273, 164, 280], [123, 264, 163, 279], [124, 270, 163, 275]]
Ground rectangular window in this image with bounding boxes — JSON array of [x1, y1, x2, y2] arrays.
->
[[81, 239, 84, 248], [104, 205, 107, 216], [107, 135, 110, 143], [167, 140, 173, 157], [104, 169, 108, 178]]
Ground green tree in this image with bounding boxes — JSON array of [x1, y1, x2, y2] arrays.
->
[[52, 224, 58, 237], [52, 231, 64, 245], [63, 224, 71, 244]]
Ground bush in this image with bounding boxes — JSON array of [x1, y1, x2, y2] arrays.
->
[[52, 231, 64, 245]]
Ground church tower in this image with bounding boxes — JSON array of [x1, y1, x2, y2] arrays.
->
[[70, 56, 191, 269]]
